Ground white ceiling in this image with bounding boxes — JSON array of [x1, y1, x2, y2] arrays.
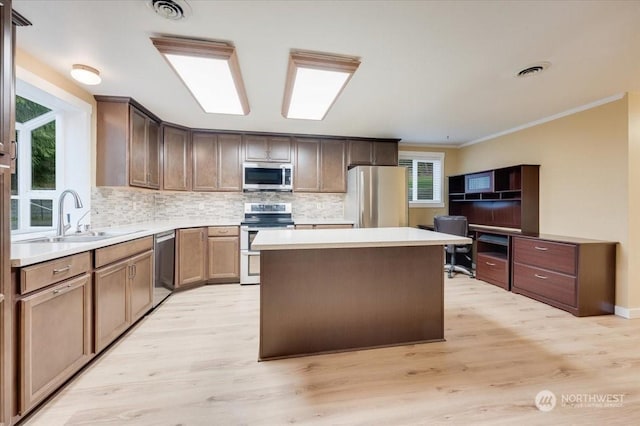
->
[[12, 0, 640, 146]]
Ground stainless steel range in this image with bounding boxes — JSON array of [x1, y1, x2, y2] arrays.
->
[[240, 203, 294, 284]]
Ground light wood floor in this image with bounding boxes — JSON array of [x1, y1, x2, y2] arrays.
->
[[24, 276, 639, 425]]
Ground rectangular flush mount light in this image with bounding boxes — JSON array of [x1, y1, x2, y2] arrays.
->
[[151, 36, 250, 115], [282, 50, 360, 120]]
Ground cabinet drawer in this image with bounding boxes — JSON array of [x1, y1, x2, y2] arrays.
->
[[513, 237, 576, 275], [95, 236, 153, 268], [208, 226, 239, 237], [476, 253, 508, 289], [20, 252, 91, 295], [513, 262, 576, 307]]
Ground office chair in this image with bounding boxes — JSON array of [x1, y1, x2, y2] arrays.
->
[[433, 215, 475, 279]]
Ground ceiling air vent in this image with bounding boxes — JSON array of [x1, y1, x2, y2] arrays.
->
[[148, 0, 191, 21], [515, 61, 551, 78]]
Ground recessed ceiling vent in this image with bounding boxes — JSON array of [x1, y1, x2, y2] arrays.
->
[[148, 0, 191, 21], [516, 61, 551, 78]]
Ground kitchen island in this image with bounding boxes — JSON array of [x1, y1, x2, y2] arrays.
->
[[252, 227, 471, 360]]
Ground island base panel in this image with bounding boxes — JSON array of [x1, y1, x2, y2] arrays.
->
[[259, 245, 444, 360]]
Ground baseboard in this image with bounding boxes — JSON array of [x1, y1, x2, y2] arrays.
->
[[614, 305, 640, 319]]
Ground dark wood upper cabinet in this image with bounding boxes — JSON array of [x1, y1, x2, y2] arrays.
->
[[217, 134, 242, 191], [293, 138, 347, 193], [0, 1, 12, 167], [347, 140, 373, 166], [293, 138, 320, 192], [347, 140, 398, 167], [372, 141, 398, 166], [162, 125, 191, 191], [320, 139, 346, 192], [129, 108, 148, 187], [192, 132, 242, 192], [96, 97, 399, 193], [192, 132, 218, 191], [95, 97, 161, 189], [244, 135, 292, 163]]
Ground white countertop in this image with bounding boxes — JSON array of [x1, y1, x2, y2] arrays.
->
[[252, 227, 472, 250], [11, 219, 241, 267]]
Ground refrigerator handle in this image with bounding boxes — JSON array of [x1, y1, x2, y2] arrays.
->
[[359, 170, 365, 227]]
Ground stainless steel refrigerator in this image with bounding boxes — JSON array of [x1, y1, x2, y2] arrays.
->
[[345, 166, 408, 228]]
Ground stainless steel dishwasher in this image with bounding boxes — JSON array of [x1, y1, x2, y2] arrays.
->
[[154, 230, 175, 307]]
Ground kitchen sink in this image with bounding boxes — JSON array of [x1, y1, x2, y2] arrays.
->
[[15, 230, 146, 244]]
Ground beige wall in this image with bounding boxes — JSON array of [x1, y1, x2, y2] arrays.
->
[[15, 48, 97, 186], [399, 145, 459, 227], [627, 93, 640, 309], [458, 98, 632, 309]]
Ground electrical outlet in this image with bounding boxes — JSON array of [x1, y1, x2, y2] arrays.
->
[[199, 203, 205, 210], [316, 203, 322, 210]]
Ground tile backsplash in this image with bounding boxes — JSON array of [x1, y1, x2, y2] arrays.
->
[[92, 187, 345, 228]]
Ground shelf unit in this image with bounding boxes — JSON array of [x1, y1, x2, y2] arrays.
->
[[448, 165, 539, 233], [475, 232, 510, 289]]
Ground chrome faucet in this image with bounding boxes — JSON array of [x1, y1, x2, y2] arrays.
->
[[57, 189, 84, 237]]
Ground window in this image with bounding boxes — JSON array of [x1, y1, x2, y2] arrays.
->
[[11, 76, 91, 236], [398, 151, 444, 207], [11, 95, 59, 232]]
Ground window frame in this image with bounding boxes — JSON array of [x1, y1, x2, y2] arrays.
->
[[398, 151, 445, 208], [11, 69, 93, 239]]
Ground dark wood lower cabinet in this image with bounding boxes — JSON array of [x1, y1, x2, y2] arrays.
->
[[94, 250, 153, 352], [511, 235, 616, 316], [476, 253, 508, 290], [19, 274, 92, 413], [176, 228, 207, 288], [94, 260, 129, 352]]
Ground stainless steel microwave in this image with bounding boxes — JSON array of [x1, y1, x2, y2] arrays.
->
[[242, 162, 293, 191]]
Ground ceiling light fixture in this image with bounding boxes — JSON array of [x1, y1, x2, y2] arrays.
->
[[70, 64, 102, 85], [282, 50, 360, 120], [151, 36, 250, 115]]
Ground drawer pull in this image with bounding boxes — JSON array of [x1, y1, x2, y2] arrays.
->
[[218, 230, 229, 234], [52, 265, 71, 274], [534, 246, 549, 251], [52, 284, 72, 295], [485, 261, 497, 266], [534, 274, 548, 280]]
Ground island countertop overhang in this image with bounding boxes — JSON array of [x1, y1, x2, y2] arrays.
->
[[252, 226, 471, 250]]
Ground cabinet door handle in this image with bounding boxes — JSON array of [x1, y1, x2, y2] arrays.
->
[[534, 246, 548, 251], [11, 140, 17, 160], [534, 274, 548, 280], [485, 261, 496, 266], [53, 265, 71, 274], [53, 283, 73, 295], [132, 264, 137, 279]]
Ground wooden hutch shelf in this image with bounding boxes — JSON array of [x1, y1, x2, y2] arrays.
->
[[448, 164, 539, 232]]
